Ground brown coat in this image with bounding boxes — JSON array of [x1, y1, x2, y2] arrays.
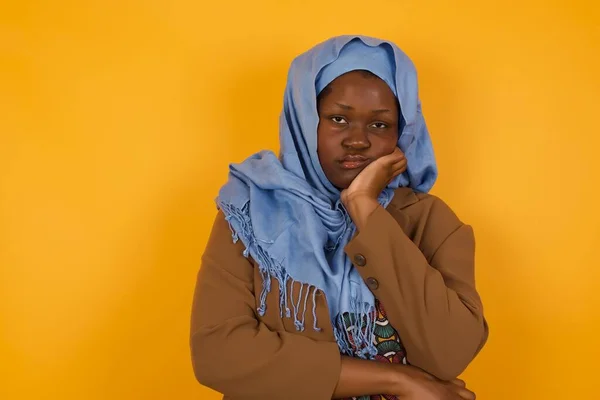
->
[[190, 188, 488, 400]]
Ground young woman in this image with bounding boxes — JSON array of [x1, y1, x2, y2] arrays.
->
[[190, 35, 488, 400]]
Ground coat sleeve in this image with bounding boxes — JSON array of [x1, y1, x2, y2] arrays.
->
[[344, 199, 488, 380], [190, 211, 341, 399]]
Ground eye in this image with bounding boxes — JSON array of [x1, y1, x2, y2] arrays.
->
[[330, 116, 348, 124], [370, 122, 388, 129]]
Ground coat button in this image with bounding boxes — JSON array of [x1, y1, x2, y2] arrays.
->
[[366, 277, 379, 290], [354, 254, 366, 266]]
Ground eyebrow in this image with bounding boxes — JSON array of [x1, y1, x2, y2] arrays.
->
[[372, 109, 392, 114], [334, 102, 354, 110], [334, 103, 391, 114]]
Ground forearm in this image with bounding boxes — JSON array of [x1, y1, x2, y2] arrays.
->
[[192, 319, 341, 398], [372, 258, 486, 378], [342, 195, 379, 232], [333, 356, 406, 399], [343, 204, 487, 379]]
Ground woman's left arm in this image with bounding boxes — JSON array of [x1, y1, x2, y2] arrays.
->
[[344, 197, 488, 381]]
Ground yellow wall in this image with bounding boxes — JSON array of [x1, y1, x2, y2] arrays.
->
[[1, 1, 599, 399]]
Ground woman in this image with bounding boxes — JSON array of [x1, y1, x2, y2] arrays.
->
[[190, 35, 488, 400]]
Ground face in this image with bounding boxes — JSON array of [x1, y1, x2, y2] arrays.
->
[[317, 70, 400, 189]]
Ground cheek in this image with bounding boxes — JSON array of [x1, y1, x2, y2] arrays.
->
[[316, 130, 337, 160], [374, 134, 399, 155]]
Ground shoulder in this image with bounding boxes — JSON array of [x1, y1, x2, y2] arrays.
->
[[204, 210, 253, 268], [388, 188, 462, 223], [386, 188, 468, 254]]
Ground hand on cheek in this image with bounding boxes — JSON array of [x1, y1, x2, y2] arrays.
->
[[341, 148, 407, 230]]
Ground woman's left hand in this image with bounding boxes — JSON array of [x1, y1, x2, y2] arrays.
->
[[340, 148, 407, 230]]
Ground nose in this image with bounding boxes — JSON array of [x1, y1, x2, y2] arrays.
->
[[342, 125, 370, 150]]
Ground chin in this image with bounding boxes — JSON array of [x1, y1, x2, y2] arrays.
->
[[324, 168, 359, 191], [331, 177, 353, 191]]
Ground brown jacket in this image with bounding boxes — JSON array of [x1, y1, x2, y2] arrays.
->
[[190, 188, 488, 399]]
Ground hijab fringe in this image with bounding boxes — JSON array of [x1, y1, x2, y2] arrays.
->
[[218, 199, 378, 358]]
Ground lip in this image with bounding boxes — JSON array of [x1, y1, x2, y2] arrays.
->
[[338, 155, 370, 170]]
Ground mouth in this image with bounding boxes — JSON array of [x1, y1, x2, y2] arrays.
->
[[338, 155, 370, 170]]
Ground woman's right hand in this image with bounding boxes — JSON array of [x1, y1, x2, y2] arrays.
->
[[393, 365, 476, 400]]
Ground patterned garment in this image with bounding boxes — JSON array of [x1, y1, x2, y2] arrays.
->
[[341, 299, 408, 400]]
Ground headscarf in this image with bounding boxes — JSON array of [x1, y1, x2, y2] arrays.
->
[[217, 35, 437, 358]]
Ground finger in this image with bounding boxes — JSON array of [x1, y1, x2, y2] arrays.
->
[[391, 147, 405, 157], [392, 148, 406, 161], [391, 168, 404, 179], [390, 168, 405, 180], [451, 379, 466, 388], [389, 168, 403, 182], [392, 160, 407, 175], [382, 159, 405, 179], [392, 159, 407, 170], [387, 167, 405, 184], [382, 148, 405, 164], [456, 387, 476, 400]]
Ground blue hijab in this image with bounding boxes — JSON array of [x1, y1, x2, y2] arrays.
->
[[217, 35, 437, 358]]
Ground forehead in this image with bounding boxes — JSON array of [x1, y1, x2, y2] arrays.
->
[[318, 71, 397, 107]]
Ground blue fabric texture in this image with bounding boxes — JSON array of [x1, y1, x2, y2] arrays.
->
[[216, 35, 437, 358]]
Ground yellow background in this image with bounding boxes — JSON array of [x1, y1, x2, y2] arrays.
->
[[1, 0, 599, 399]]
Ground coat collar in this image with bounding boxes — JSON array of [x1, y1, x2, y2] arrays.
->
[[389, 187, 420, 210]]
